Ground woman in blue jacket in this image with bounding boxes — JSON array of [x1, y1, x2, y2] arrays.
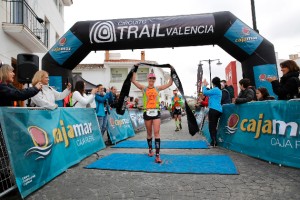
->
[[202, 77, 222, 147]]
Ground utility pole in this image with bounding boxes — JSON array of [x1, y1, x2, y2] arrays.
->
[[251, 0, 259, 33]]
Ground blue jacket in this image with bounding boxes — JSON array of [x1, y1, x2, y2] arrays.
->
[[95, 92, 113, 117], [202, 86, 222, 113]]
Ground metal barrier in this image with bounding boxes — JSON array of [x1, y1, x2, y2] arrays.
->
[[0, 125, 16, 197]]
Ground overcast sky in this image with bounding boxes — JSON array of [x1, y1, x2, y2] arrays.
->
[[64, 0, 300, 96]]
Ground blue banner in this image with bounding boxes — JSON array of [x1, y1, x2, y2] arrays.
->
[[49, 76, 63, 107], [203, 101, 300, 168], [0, 108, 105, 198], [224, 19, 263, 55], [49, 30, 83, 65], [253, 64, 278, 98], [107, 109, 135, 144]]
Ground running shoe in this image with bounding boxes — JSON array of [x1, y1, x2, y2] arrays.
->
[[175, 128, 179, 132], [148, 150, 154, 157], [155, 155, 162, 163]]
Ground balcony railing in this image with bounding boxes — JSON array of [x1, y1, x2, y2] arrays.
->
[[4, 0, 48, 48]]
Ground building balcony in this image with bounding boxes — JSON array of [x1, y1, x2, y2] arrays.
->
[[2, 0, 48, 53]]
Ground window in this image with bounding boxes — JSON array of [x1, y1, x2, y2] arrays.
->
[[136, 68, 149, 82], [111, 68, 127, 82], [111, 74, 123, 82], [137, 73, 147, 82]]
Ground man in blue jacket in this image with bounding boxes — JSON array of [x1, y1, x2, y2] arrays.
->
[[95, 84, 113, 144]]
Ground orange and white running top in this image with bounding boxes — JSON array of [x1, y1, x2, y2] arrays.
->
[[143, 87, 160, 110]]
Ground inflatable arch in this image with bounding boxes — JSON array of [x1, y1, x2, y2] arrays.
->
[[42, 11, 277, 91]]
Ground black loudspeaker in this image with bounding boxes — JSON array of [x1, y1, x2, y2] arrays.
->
[[17, 54, 39, 83]]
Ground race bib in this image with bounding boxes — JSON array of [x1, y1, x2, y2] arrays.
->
[[146, 109, 158, 117]]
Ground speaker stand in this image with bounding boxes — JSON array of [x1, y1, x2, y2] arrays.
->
[[26, 83, 32, 107]]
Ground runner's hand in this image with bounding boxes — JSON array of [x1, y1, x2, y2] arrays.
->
[[131, 65, 138, 73]]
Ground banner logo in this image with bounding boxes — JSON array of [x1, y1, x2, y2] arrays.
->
[[259, 74, 266, 81], [25, 126, 52, 160], [225, 114, 239, 134], [90, 21, 117, 44], [109, 117, 131, 129], [59, 37, 67, 46], [242, 27, 250, 36]]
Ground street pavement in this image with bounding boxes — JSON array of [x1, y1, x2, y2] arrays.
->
[[6, 116, 300, 200]]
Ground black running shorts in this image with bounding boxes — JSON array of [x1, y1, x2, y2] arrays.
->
[[173, 108, 182, 116], [143, 111, 161, 120]]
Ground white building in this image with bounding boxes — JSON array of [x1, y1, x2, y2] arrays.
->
[[73, 51, 174, 105], [0, 0, 72, 78]]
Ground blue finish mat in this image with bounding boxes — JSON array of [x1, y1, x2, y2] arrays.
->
[[85, 153, 239, 174], [112, 140, 208, 149]]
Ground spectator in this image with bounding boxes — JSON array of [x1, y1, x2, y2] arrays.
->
[[72, 81, 98, 108], [126, 96, 134, 108], [0, 63, 41, 191], [31, 70, 71, 110], [256, 87, 275, 101], [195, 92, 209, 111], [0, 63, 42, 106], [133, 97, 139, 109], [233, 78, 256, 104], [95, 84, 113, 138], [220, 82, 231, 105], [221, 80, 235, 101], [104, 86, 118, 145], [267, 60, 300, 100], [202, 77, 222, 147], [109, 86, 118, 108], [160, 101, 167, 110]]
